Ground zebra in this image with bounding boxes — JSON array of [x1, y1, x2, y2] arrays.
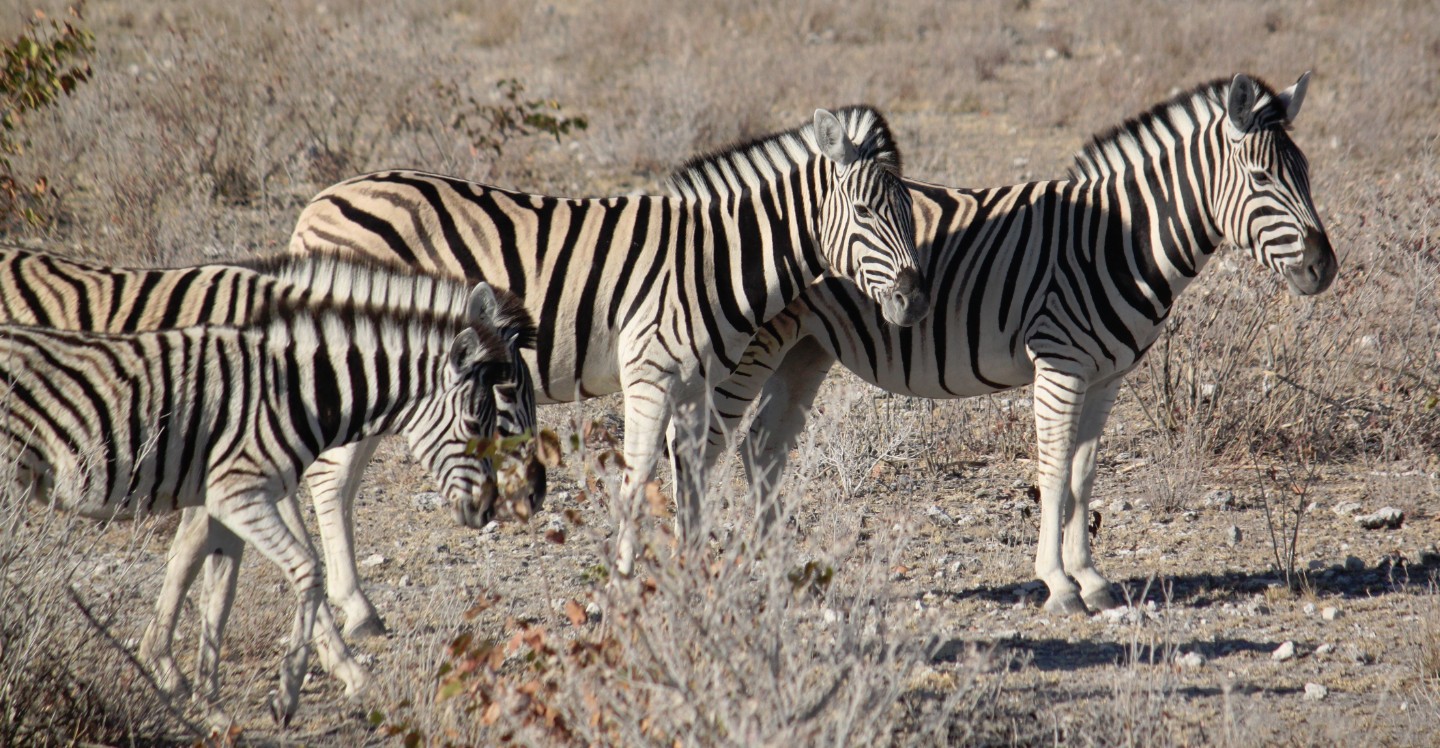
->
[[287, 106, 930, 573], [0, 245, 539, 640], [699, 73, 1337, 614], [0, 270, 523, 722]]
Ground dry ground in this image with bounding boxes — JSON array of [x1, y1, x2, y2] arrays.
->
[[1, 0, 1438, 746]]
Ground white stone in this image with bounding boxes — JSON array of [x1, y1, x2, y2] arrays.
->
[[1355, 507, 1404, 530], [412, 491, 445, 511], [360, 553, 386, 568], [1322, 606, 1342, 621], [1304, 682, 1329, 701], [822, 608, 840, 625], [1176, 651, 1206, 669], [1272, 641, 1297, 662], [1332, 501, 1363, 517], [1303, 603, 1317, 616], [1315, 643, 1335, 656], [926, 505, 956, 527]]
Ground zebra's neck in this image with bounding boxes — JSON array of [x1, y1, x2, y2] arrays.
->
[[674, 165, 828, 343], [1067, 93, 1231, 318]]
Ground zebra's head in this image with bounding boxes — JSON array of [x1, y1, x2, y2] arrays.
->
[[407, 282, 520, 529], [489, 299, 545, 519], [1214, 72, 1337, 295], [812, 107, 930, 326]]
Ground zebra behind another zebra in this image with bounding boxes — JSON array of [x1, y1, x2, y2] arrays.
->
[[0, 245, 538, 640], [703, 73, 1337, 614], [0, 269, 523, 723], [288, 106, 929, 574]]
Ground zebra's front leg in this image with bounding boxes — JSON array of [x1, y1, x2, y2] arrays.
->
[[740, 336, 833, 533], [303, 438, 385, 638], [210, 490, 341, 725], [1063, 378, 1122, 611], [1030, 365, 1092, 615], [615, 376, 676, 576]]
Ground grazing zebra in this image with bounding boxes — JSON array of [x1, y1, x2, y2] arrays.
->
[[0, 278, 517, 722], [0, 245, 539, 640], [288, 106, 929, 573], [702, 73, 1337, 614]]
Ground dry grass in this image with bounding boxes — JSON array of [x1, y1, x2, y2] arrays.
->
[[0, 0, 1437, 744]]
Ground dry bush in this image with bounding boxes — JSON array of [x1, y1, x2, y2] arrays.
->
[[0, 482, 191, 745], [366, 414, 988, 746]]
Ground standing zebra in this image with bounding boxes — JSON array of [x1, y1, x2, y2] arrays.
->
[[0, 279, 517, 722], [288, 106, 929, 573], [0, 246, 539, 641], [702, 73, 1336, 614]]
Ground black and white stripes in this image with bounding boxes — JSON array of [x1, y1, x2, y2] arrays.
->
[[0, 264, 526, 721], [288, 106, 929, 572], [703, 73, 1337, 614]]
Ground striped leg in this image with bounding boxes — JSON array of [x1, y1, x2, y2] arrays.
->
[[207, 489, 351, 724], [138, 507, 210, 700], [303, 438, 385, 638], [1064, 378, 1122, 610], [193, 494, 368, 704], [736, 336, 833, 531], [1030, 364, 1092, 615], [615, 385, 671, 577]]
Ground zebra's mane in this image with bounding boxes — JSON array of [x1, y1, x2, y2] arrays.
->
[[665, 105, 903, 201], [1068, 76, 1289, 183], [237, 252, 536, 348]]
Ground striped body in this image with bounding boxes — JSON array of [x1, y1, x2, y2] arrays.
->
[[289, 106, 927, 573], [707, 74, 1337, 613], [0, 246, 538, 640], [0, 275, 521, 723]]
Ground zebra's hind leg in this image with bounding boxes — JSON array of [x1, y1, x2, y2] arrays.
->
[[304, 439, 387, 639], [138, 506, 212, 702], [1064, 379, 1123, 612]]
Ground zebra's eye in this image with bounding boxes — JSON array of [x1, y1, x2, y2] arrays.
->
[[1250, 169, 1272, 186], [853, 203, 874, 219]]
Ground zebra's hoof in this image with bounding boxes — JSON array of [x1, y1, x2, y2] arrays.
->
[[344, 616, 387, 640], [1083, 587, 1122, 611], [268, 692, 297, 727], [1042, 592, 1088, 616]]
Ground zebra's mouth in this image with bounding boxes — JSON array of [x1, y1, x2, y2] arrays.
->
[[880, 267, 931, 327], [1282, 229, 1337, 296]]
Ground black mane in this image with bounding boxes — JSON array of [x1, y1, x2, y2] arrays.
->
[[1068, 76, 1289, 182]]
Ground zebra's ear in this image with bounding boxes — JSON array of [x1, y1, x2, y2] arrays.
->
[[813, 109, 859, 169], [1226, 74, 1258, 133], [1276, 71, 1310, 123], [466, 282, 501, 329], [449, 327, 506, 377]]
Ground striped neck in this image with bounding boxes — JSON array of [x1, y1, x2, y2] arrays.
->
[[1068, 85, 1235, 314]]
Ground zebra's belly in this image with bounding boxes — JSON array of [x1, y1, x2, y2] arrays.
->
[[857, 353, 1034, 400]]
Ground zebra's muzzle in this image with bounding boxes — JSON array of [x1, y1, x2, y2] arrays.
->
[[1283, 229, 1337, 296], [453, 479, 498, 528], [880, 267, 930, 327]]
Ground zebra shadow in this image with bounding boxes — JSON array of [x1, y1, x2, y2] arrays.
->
[[941, 553, 1440, 611], [930, 635, 1283, 673]]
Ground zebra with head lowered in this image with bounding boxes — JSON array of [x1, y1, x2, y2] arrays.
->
[[288, 106, 929, 574], [702, 73, 1337, 614], [0, 268, 522, 723], [0, 246, 539, 642]]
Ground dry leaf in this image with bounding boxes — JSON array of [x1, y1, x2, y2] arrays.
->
[[537, 428, 564, 467], [563, 599, 587, 626], [645, 481, 671, 517]]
